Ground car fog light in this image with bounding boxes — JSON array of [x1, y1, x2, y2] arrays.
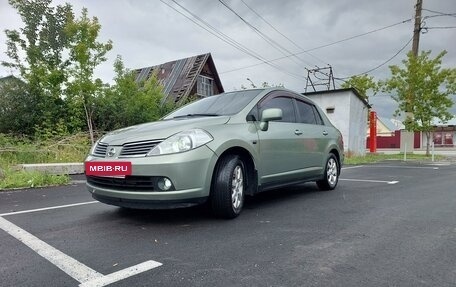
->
[[157, 177, 173, 191]]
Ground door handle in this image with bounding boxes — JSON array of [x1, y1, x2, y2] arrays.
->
[[323, 130, 328, 136], [295, 130, 303, 135]]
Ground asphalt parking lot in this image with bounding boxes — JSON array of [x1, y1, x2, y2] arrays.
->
[[1, 161, 456, 287]]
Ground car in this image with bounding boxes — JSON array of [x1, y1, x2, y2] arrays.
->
[[85, 87, 344, 218]]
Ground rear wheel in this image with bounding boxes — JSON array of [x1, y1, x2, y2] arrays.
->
[[211, 155, 245, 219], [317, 153, 339, 190]]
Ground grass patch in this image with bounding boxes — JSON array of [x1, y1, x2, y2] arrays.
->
[[0, 133, 91, 190], [345, 153, 444, 165], [0, 168, 69, 190]]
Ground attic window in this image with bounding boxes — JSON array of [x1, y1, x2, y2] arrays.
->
[[197, 75, 213, 97], [326, 107, 335, 114]]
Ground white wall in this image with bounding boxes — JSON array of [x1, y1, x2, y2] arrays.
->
[[348, 93, 368, 155]]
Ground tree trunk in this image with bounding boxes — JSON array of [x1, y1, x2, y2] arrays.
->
[[425, 131, 431, 156], [83, 101, 95, 145]]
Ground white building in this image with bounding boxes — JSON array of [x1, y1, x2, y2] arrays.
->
[[304, 88, 370, 156]]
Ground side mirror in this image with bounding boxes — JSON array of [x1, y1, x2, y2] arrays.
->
[[260, 108, 282, 131]]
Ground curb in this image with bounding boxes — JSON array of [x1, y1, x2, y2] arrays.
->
[[18, 163, 84, 175]]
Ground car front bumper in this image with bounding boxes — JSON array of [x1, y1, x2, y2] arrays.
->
[[85, 145, 218, 209]]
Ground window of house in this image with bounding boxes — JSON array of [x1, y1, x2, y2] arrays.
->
[[197, 76, 214, 97]]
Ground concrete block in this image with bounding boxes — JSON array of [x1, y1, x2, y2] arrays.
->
[[18, 163, 84, 175]]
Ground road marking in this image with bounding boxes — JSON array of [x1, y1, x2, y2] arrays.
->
[[79, 260, 163, 287], [364, 165, 439, 170], [0, 201, 99, 217], [0, 216, 162, 286], [340, 178, 399, 184], [0, 216, 103, 283], [71, 180, 87, 184], [342, 165, 364, 170]]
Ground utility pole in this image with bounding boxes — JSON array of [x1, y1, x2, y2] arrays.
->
[[401, 0, 423, 154], [409, 0, 423, 111], [412, 0, 423, 57]]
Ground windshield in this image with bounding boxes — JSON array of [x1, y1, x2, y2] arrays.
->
[[164, 90, 262, 119]]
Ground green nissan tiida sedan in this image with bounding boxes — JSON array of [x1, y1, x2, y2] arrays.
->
[[85, 88, 344, 218]]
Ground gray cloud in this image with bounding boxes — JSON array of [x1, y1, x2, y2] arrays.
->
[[0, 0, 455, 118]]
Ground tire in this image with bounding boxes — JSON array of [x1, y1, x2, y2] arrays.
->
[[211, 155, 246, 219], [316, 153, 339, 191]]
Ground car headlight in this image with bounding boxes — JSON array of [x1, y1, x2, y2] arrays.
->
[[147, 129, 213, 156]]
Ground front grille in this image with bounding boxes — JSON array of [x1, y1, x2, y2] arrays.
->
[[87, 175, 158, 191], [119, 140, 161, 157], [93, 142, 108, 157]]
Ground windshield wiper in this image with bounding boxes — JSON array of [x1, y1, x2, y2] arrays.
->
[[173, 113, 220, 119]]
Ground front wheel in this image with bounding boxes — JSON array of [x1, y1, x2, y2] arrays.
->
[[316, 153, 339, 190], [211, 155, 245, 219]]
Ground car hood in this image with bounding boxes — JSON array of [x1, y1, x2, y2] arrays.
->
[[99, 116, 231, 145]]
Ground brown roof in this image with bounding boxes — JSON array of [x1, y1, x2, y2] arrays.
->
[[135, 53, 224, 103]]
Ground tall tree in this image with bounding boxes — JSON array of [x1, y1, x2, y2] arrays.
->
[[2, 0, 74, 134], [65, 8, 112, 144], [383, 50, 455, 155], [341, 74, 378, 100]]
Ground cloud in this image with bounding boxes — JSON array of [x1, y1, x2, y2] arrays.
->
[[0, 0, 455, 118]]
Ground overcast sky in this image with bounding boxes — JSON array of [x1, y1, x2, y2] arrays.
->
[[1, 0, 455, 118]]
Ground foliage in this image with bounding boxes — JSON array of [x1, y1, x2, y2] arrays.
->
[[241, 80, 284, 89], [0, 133, 90, 166], [65, 8, 113, 144], [1, 1, 114, 139], [340, 74, 378, 100], [95, 56, 171, 131], [0, 133, 90, 190], [0, 76, 35, 133], [1, 1, 187, 139], [382, 50, 455, 155], [0, 169, 69, 190], [344, 153, 444, 165], [2, 0, 74, 134]]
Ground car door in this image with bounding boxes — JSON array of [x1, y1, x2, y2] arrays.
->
[[294, 98, 328, 177], [256, 92, 305, 185]]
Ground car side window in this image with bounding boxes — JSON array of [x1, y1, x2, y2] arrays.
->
[[312, 105, 324, 125], [295, 99, 317, 124], [259, 96, 296, 123]]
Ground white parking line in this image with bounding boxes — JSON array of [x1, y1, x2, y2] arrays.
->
[[341, 165, 364, 170], [0, 204, 162, 286], [340, 178, 399, 184], [79, 260, 163, 287], [0, 216, 103, 283], [363, 165, 439, 170], [0, 201, 99, 217]]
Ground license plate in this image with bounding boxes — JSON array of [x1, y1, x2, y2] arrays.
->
[[85, 161, 132, 176]]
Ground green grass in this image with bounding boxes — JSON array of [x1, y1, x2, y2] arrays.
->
[[344, 153, 444, 165], [0, 169, 69, 189], [0, 133, 91, 190]]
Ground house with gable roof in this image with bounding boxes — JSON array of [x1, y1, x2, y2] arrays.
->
[[134, 53, 224, 105]]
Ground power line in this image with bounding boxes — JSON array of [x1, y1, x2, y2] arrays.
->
[[425, 26, 456, 29], [220, 18, 412, 74], [336, 36, 413, 80], [422, 8, 456, 18], [218, 0, 311, 69], [239, 0, 327, 66], [160, 0, 306, 80]]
